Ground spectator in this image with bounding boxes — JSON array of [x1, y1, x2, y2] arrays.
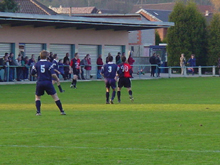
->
[[58, 59, 66, 80], [180, 53, 186, 75], [79, 56, 86, 80], [23, 56, 29, 80], [64, 60, 71, 80], [8, 53, 16, 81], [149, 53, 157, 77], [96, 54, 103, 79], [3, 53, 9, 81], [63, 53, 70, 64], [115, 52, 122, 64], [16, 55, 23, 81], [128, 52, 135, 68], [156, 54, 162, 77], [187, 54, 196, 75], [106, 53, 111, 64], [28, 54, 36, 81], [85, 54, 92, 79]]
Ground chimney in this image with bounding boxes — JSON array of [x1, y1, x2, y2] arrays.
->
[[205, 10, 209, 16], [69, 7, 72, 17]]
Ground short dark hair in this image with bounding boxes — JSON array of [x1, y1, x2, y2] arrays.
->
[[121, 56, 126, 62], [74, 53, 78, 57], [108, 55, 113, 62], [53, 54, 57, 59]]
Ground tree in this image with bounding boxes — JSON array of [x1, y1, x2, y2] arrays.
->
[[167, 1, 207, 66], [207, 13, 220, 66], [210, 0, 220, 12], [0, 0, 18, 12]]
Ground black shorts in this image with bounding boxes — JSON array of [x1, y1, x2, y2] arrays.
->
[[36, 81, 56, 96], [73, 69, 79, 76], [118, 77, 131, 88]]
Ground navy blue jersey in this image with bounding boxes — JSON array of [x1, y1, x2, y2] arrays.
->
[[101, 62, 118, 79], [52, 59, 59, 71], [31, 60, 55, 82]]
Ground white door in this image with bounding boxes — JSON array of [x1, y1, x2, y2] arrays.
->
[[0, 43, 11, 58], [78, 45, 98, 76], [25, 44, 43, 60], [50, 44, 71, 60], [104, 45, 122, 63]]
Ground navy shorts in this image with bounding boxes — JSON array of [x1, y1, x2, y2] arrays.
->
[[118, 77, 131, 88], [36, 81, 56, 96], [105, 78, 116, 89]]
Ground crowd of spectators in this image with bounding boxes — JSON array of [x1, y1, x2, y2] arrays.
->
[[0, 51, 135, 82]]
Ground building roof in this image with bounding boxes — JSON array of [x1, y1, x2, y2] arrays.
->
[[140, 9, 172, 22], [0, 12, 174, 31], [0, 0, 57, 15], [131, 3, 214, 14], [49, 6, 98, 14]]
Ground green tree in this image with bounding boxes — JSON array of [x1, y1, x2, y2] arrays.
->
[[207, 13, 220, 66], [0, 0, 18, 12], [167, 1, 207, 66], [155, 30, 162, 45]]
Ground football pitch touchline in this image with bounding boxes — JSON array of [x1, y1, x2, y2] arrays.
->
[[1, 132, 219, 137], [0, 144, 220, 153]]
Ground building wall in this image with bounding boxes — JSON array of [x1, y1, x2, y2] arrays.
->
[[0, 25, 129, 57]]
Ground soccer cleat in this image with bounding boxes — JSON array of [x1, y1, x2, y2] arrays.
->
[[118, 99, 121, 103], [129, 96, 134, 102], [70, 84, 73, 88], [106, 101, 110, 104], [36, 113, 41, 116], [110, 100, 114, 104], [74, 86, 77, 89], [60, 90, 65, 93], [60, 111, 66, 115]]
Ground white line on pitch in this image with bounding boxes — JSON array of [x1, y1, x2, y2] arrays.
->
[[0, 145, 220, 153]]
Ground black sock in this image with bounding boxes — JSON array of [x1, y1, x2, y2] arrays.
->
[[71, 79, 75, 85], [35, 100, 41, 113], [55, 100, 64, 112], [58, 85, 63, 92], [111, 91, 116, 101], [129, 90, 132, 96], [117, 91, 121, 100], [75, 79, 77, 87], [106, 92, 109, 102]]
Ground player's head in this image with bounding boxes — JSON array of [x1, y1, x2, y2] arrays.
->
[[74, 53, 79, 59], [121, 56, 126, 63], [40, 50, 48, 59], [53, 54, 58, 59], [108, 55, 113, 62]]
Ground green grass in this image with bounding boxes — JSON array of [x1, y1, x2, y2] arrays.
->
[[0, 77, 220, 164]]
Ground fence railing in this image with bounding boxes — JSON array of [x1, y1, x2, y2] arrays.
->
[[0, 64, 219, 82]]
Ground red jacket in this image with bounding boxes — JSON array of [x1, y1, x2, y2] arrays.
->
[[85, 58, 91, 70], [96, 57, 103, 70], [128, 56, 135, 66]]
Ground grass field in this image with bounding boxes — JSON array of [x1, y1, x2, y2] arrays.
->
[[0, 77, 220, 164]]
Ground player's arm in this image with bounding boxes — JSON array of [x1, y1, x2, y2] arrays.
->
[[69, 60, 73, 74], [52, 73, 60, 85], [54, 69, 60, 75]]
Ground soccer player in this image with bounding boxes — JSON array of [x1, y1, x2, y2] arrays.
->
[[69, 53, 81, 88], [101, 55, 118, 104], [117, 56, 134, 103], [52, 54, 65, 93], [31, 50, 66, 116]]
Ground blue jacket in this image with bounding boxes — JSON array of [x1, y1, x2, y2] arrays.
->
[[188, 58, 196, 67]]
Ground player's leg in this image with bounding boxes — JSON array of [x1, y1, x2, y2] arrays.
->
[[110, 79, 116, 104], [106, 87, 110, 104], [126, 78, 133, 101], [56, 80, 65, 93], [35, 95, 41, 115], [117, 87, 121, 103], [51, 93, 66, 115]]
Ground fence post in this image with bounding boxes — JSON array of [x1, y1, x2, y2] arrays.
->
[[184, 66, 187, 77], [213, 66, 216, 76], [168, 66, 171, 78], [198, 66, 202, 77], [7, 66, 9, 82]]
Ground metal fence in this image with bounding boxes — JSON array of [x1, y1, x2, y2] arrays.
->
[[0, 64, 219, 82]]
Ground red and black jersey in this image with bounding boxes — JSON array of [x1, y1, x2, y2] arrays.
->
[[117, 63, 132, 78], [70, 58, 80, 69]]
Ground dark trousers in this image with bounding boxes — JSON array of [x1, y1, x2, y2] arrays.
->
[[157, 65, 161, 77], [16, 67, 23, 81], [151, 66, 156, 77], [9, 67, 14, 81]]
